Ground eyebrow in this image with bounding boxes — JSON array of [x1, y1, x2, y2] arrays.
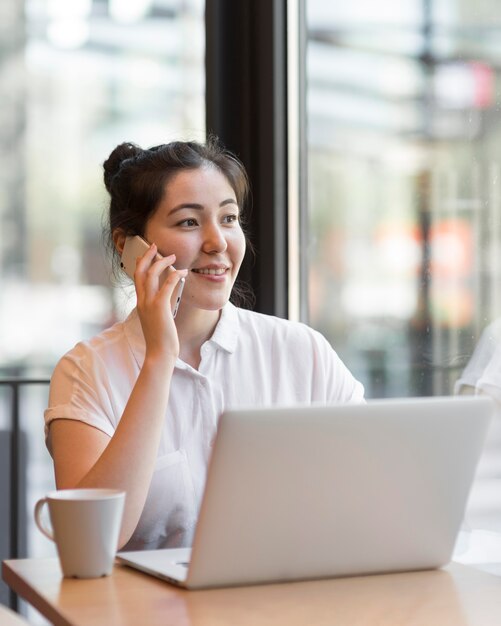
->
[[169, 198, 238, 215]]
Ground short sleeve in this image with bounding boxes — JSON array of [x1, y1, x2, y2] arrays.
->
[[44, 347, 117, 443], [307, 326, 365, 404]]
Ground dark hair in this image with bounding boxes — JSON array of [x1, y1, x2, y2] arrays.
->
[[103, 136, 254, 307]]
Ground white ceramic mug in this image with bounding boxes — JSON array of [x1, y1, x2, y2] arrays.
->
[[34, 488, 125, 578]]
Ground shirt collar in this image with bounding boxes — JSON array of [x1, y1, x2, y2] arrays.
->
[[124, 302, 240, 369], [208, 301, 239, 353]]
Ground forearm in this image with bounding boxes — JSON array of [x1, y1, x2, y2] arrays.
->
[[54, 354, 176, 548], [52, 251, 187, 547]]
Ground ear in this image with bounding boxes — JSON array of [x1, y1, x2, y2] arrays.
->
[[113, 229, 127, 256]]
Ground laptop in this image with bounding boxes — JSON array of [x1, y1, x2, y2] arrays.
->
[[117, 395, 493, 589]]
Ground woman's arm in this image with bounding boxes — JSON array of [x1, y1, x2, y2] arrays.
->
[[48, 245, 187, 548], [49, 352, 175, 548]]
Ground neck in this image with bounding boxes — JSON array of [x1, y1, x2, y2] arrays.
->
[[175, 305, 221, 368]]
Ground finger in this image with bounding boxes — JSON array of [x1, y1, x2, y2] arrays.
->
[[161, 267, 188, 290], [137, 242, 158, 269], [135, 245, 172, 303], [143, 254, 177, 300], [133, 243, 159, 289], [153, 268, 187, 313], [157, 267, 187, 298], [134, 244, 156, 301]]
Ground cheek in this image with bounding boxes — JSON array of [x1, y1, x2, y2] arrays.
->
[[162, 238, 195, 270], [230, 232, 246, 270]]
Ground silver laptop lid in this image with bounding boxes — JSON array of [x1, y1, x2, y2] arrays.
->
[[186, 396, 493, 588]]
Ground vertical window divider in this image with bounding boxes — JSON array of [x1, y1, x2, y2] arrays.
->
[[205, 0, 290, 317], [287, 0, 307, 322]]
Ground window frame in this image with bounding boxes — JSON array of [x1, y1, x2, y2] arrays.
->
[[206, 0, 300, 318]]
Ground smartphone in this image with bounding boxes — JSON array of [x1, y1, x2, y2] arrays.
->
[[120, 235, 185, 318]]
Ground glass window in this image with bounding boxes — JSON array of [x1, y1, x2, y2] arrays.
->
[[0, 0, 205, 378], [0, 2, 205, 616], [305, 0, 500, 399], [305, 0, 501, 534]]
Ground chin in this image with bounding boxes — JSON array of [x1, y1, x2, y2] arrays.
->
[[203, 298, 230, 312], [183, 283, 235, 313], [190, 294, 231, 312]]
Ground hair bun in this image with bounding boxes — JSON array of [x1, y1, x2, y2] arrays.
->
[[103, 142, 143, 193]]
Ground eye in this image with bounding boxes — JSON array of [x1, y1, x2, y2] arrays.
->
[[177, 218, 198, 227], [222, 214, 239, 224]]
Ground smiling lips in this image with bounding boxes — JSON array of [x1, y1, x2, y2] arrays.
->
[[191, 266, 229, 276]]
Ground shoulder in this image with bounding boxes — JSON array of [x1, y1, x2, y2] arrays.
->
[[232, 306, 364, 402], [234, 307, 333, 352], [52, 315, 134, 379], [235, 306, 320, 334]]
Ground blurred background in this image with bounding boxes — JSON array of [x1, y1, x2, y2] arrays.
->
[[1, 0, 501, 619], [0, 0, 205, 616], [307, 1, 500, 399]]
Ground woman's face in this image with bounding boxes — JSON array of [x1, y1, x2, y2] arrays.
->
[[144, 165, 246, 313]]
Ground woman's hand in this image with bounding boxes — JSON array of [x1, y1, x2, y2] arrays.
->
[[51, 243, 187, 548], [133, 243, 188, 362]]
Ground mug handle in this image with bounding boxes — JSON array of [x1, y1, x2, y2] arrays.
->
[[34, 498, 55, 542]]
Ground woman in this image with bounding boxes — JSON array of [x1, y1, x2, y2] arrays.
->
[[45, 138, 364, 551]]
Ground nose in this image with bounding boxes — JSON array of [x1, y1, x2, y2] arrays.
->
[[202, 222, 227, 254]]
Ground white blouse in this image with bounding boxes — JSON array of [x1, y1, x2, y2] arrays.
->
[[45, 302, 365, 550]]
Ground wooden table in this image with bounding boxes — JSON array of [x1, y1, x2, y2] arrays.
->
[[3, 558, 501, 626]]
